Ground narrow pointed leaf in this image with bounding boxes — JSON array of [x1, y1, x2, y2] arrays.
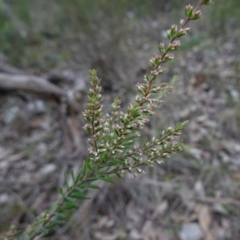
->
[[58, 186, 64, 195], [71, 192, 90, 200], [99, 176, 115, 183], [46, 220, 66, 229], [86, 177, 99, 182], [70, 169, 75, 183], [54, 212, 65, 219], [59, 202, 78, 211], [81, 184, 100, 189]]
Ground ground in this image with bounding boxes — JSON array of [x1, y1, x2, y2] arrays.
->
[[0, 1, 240, 240]]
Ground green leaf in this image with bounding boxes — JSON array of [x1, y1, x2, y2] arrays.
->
[[170, 75, 179, 85], [33, 217, 47, 225], [77, 162, 87, 179], [86, 177, 99, 182], [81, 183, 100, 189], [70, 169, 75, 183], [64, 172, 69, 188], [144, 74, 150, 83], [123, 141, 134, 149], [99, 176, 115, 183], [58, 186, 64, 195], [38, 227, 49, 234], [46, 220, 66, 229], [59, 202, 78, 211], [75, 187, 84, 193], [185, 5, 193, 18], [54, 212, 65, 219], [65, 196, 75, 203], [105, 160, 123, 167], [85, 160, 92, 171], [71, 192, 90, 200], [115, 172, 123, 178], [99, 152, 109, 161], [114, 128, 120, 136]]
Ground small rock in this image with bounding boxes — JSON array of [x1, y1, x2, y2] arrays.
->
[[27, 100, 46, 114], [142, 220, 152, 233], [105, 219, 115, 229], [5, 106, 19, 123], [156, 201, 169, 215], [129, 229, 141, 240], [36, 143, 47, 156], [194, 180, 206, 198], [213, 203, 228, 215], [40, 163, 57, 176], [0, 193, 9, 204], [152, 201, 169, 219], [179, 223, 203, 240]]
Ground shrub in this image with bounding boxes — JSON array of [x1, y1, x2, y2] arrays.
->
[[5, 1, 213, 239]]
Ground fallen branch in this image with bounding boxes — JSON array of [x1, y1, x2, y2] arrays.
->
[[0, 73, 64, 98], [0, 72, 87, 154], [0, 62, 24, 75], [193, 196, 240, 207], [0, 73, 87, 113]]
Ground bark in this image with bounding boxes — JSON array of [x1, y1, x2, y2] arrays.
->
[[0, 73, 64, 98], [0, 62, 24, 75]]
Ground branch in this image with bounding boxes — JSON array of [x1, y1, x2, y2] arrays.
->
[[0, 62, 24, 75], [0, 73, 64, 98]]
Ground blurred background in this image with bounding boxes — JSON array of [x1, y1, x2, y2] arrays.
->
[[0, 0, 240, 239]]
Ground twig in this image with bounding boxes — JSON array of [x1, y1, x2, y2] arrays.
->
[[193, 196, 240, 207]]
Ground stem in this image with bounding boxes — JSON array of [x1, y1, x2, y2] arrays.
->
[[27, 173, 94, 240], [146, 1, 204, 94], [21, 1, 207, 239]]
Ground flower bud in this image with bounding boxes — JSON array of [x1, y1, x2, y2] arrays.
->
[[191, 10, 201, 20], [185, 4, 194, 18]]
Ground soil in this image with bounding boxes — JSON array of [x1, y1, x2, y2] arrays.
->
[[1, 2, 240, 240]]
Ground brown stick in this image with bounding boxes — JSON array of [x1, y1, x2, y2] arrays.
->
[[193, 196, 240, 207], [0, 73, 64, 98], [0, 73, 85, 153], [0, 62, 24, 75]]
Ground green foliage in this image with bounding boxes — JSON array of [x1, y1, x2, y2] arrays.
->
[[0, 0, 32, 64], [0, 0, 237, 69], [209, 0, 240, 35], [4, 1, 213, 239]]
